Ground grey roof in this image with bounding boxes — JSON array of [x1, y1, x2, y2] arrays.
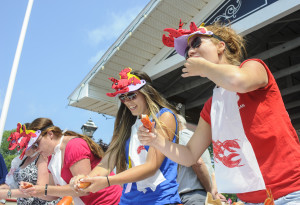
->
[[68, 0, 300, 129]]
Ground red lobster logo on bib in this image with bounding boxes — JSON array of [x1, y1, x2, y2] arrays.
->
[[213, 139, 244, 168]]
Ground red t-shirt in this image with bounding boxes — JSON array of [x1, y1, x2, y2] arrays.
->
[[200, 59, 300, 203], [61, 138, 122, 205]]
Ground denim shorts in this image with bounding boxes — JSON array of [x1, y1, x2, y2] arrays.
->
[[241, 190, 300, 205]]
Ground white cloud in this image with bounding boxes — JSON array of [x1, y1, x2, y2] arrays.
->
[[88, 49, 105, 65], [87, 6, 144, 46]]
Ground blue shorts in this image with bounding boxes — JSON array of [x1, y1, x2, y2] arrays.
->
[[241, 190, 300, 205]]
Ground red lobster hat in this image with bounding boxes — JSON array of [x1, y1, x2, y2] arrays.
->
[[106, 67, 146, 97], [8, 123, 41, 159], [162, 19, 214, 56]]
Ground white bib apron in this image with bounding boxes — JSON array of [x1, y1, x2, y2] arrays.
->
[[124, 119, 166, 194], [211, 87, 265, 193]]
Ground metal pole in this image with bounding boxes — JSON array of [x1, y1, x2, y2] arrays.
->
[[0, 0, 34, 145]]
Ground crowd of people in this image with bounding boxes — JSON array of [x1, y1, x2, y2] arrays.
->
[[0, 19, 299, 205]]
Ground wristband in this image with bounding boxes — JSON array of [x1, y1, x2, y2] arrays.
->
[[44, 184, 48, 196], [106, 176, 110, 187]]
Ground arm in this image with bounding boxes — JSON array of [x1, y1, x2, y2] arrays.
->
[[191, 157, 211, 192], [69, 147, 117, 190], [50, 158, 92, 197], [1, 156, 51, 199], [211, 172, 226, 202], [36, 155, 50, 186], [183, 58, 268, 93], [0, 184, 9, 189], [139, 117, 212, 167], [22, 159, 92, 199], [0, 188, 32, 199], [81, 112, 177, 193], [20, 155, 59, 201]]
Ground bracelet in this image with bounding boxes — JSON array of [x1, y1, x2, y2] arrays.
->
[[106, 175, 110, 187], [44, 184, 48, 196], [7, 188, 11, 199]]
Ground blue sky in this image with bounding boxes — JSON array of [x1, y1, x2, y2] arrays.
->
[[0, 0, 150, 144]]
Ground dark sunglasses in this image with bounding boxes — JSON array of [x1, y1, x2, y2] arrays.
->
[[184, 36, 202, 59], [30, 137, 41, 150], [185, 35, 233, 59], [118, 92, 138, 103]]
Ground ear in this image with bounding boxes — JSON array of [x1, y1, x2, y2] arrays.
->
[[47, 131, 54, 139], [217, 41, 226, 54]]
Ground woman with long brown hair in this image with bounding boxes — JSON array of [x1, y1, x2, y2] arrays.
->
[[71, 68, 181, 205], [21, 118, 122, 205]]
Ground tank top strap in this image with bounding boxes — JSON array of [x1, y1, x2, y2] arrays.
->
[[34, 154, 41, 165]]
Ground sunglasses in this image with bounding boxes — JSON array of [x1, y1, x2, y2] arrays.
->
[[118, 92, 138, 103], [185, 36, 202, 59], [30, 137, 41, 150]]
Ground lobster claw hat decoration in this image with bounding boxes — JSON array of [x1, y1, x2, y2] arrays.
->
[[8, 123, 42, 159], [162, 19, 214, 56], [106, 67, 146, 97]]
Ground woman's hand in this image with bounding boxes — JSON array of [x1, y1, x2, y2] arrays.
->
[[211, 188, 227, 202], [19, 182, 44, 197], [69, 175, 86, 192], [78, 176, 109, 193], [183, 57, 212, 78], [137, 123, 157, 146]]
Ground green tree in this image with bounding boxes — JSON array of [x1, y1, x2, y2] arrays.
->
[[0, 129, 18, 170]]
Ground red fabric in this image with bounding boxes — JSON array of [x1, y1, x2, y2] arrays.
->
[[200, 59, 300, 203], [61, 138, 122, 205]]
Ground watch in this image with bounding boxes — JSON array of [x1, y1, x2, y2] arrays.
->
[[7, 188, 11, 199]]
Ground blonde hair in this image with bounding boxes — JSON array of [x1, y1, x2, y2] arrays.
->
[[106, 70, 179, 173], [206, 22, 247, 65], [29, 118, 104, 159]]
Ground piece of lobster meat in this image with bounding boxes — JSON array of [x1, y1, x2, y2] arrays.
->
[[141, 114, 152, 132]]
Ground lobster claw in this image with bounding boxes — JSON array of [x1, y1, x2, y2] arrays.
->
[[119, 67, 132, 79], [223, 139, 240, 152], [162, 34, 174, 47], [190, 22, 198, 32], [16, 123, 22, 133], [108, 77, 118, 83], [164, 28, 182, 38], [224, 153, 242, 168]]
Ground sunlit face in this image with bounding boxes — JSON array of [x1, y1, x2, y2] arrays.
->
[[186, 35, 220, 63], [36, 134, 56, 157], [120, 90, 148, 116]]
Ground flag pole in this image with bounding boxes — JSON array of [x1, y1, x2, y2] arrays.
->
[[0, 0, 34, 145]]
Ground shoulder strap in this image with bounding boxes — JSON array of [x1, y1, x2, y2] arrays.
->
[[19, 157, 27, 167], [34, 154, 41, 165]]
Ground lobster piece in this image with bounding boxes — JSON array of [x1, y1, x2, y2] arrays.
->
[[57, 196, 74, 205], [21, 182, 33, 189], [141, 114, 152, 132], [77, 181, 91, 189], [264, 187, 275, 205]]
